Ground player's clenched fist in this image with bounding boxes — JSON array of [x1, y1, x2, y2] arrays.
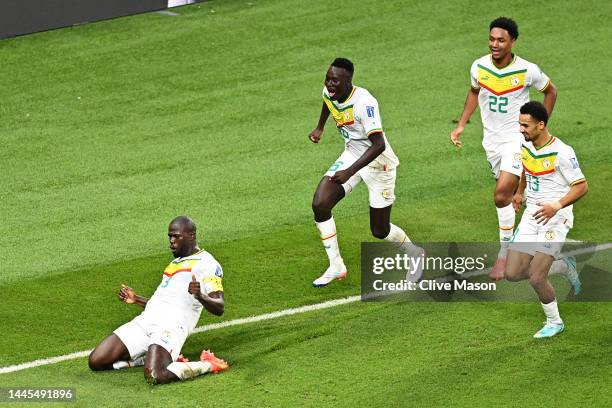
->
[[309, 128, 322, 143], [188, 274, 201, 297]]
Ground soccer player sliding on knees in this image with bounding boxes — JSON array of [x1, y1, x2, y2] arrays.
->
[[88, 216, 229, 384]]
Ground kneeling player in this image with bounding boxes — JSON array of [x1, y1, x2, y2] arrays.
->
[[88, 216, 229, 384], [506, 102, 587, 338]]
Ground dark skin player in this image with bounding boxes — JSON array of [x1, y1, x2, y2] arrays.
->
[[309, 65, 392, 239], [88, 217, 224, 384]]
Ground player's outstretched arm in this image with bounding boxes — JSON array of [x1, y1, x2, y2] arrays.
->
[[534, 181, 588, 225], [542, 81, 557, 119], [117, 284, 149, 307], [330, 132, 385, 185], [188, 275, 224, 316], [450, 87, 479, 147], [309, 103, 330, 143]]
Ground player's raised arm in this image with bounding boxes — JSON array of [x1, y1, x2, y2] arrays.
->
[[117, 284, 149, 307], [309, 102, 330, 143], [450, 87, 479, 147], [188, 275, 224, 316]]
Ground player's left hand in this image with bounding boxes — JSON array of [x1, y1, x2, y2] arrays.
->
[[330, 169, 352, 184], [188, 275, 201, 297], [534, 201, 562, 225]]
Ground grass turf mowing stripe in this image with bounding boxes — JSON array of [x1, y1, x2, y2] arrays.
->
[[2, 242, 608, 375]]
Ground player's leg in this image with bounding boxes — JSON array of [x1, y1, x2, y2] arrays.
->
[[490, 170, 520, 280], [311, 177, 347, 287], [312, 176, 345, 223], [504, 249, 532, 282], [366, 168, 424, 280], [528, 252, 564, 338], [488, 142, 522, 281], [145, 326, 228, 384], [143, 344, 177, 384], [88, 334, 132, 371], [312, 164, 362, 287]]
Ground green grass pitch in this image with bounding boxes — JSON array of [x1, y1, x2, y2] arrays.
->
[[0, 0, 611, 406]]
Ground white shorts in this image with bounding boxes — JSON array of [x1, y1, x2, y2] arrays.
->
[[325, 150, 396, 209], [509, 207, 571, 258], [484, 140, 522, 179], [114, 314, 189, 361]]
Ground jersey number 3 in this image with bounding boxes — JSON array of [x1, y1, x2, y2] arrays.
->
[[488, 96, 508, 113]]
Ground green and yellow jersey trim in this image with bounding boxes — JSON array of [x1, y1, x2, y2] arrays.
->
[[570, 178, 587, 186], [477, 63, 527, 96], [323, 88, 356, 126], [522, 142, 558, 176]]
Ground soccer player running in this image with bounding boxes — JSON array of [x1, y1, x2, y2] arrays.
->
[[506, 101, 587, 338], [89, 216, 229, 384], [309, 58, 423, 287], [450, 17, 558, 280]]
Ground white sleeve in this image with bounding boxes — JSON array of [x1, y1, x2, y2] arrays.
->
[[558, 146, 586, 186], [193, 260, 224, 294], [528, 63, 550, 91], [470, 61, 480, 89], [358, 94, 383, 137]]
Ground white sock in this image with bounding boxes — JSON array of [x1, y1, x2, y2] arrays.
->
[[541, 299, 563, 325], [166, 361, 212, 381], [496, 204, 515, 259], [112, 356, 144, 370], [549, 259, 569, 275], [384, 224, 419, 254], [316, 217, 343, 267]]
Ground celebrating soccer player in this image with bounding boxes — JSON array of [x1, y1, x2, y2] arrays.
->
[[308, 58, 424, 287], [88, 216, 229, 384], [449, 17, 558, 280], [505, 101, 587, 338]]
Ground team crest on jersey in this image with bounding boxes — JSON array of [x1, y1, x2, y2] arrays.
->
[[366, 106, 375, 118], [510, 76, 520, 86], [542, 159, 551, 169], [545, 231, 556, 241]]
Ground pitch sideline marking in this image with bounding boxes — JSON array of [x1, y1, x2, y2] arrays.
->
[[0, 296, 360, 374], [1, 242, 609, 375]]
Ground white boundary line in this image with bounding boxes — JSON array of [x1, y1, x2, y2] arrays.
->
[[0, 296, 360, 375], [1, 243, 610, 375]]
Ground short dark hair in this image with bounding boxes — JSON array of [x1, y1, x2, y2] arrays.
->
[[331, 57, 354, 75], [490, 17, 519, 39], [170, 215, 197, 235], [520, 101, 548, 125]]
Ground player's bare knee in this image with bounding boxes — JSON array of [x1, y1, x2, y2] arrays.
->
[[505, 267, 522, 282], [494, 190, 512, 207], [312, 199, 332, 220], [528, 272, 546, 288], [88, 352, 105, 371]]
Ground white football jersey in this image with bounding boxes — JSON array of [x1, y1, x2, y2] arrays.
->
[[142, 249, 224, 333], [322, 86, 400, 170], [522, 136, 586, 227], [470, 55, 550, 148]]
